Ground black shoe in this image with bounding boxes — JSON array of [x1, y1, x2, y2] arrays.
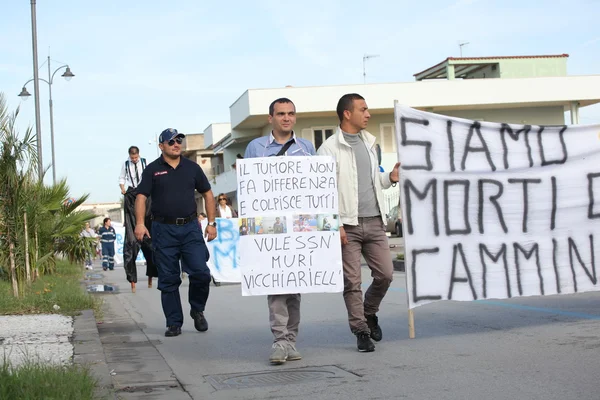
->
[[356, 332, 375, 352], [191, 310, 208, 332], [366, 314, 382, 342], [165, 326, 181, 337]]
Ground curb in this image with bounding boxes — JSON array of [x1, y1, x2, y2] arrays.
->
[[73, 309, 116, 400]]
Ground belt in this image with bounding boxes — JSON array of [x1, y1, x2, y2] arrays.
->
[[152, 212, 197, 225]]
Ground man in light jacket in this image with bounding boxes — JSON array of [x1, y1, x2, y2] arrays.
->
[[317, 93, 400, 352]]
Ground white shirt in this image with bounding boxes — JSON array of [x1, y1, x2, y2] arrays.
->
[[118, 157, 146, 189], [218, 204, 233, 219]]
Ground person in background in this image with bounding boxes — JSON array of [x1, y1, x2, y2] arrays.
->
[[98, 218, 116, 271], [80, 222, 97, 270], [119, 145, 158, 292], [216, 193, 237, 219]]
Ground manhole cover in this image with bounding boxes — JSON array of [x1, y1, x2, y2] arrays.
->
[[86, 284, 118, 293], [205, 365, 357, 390]]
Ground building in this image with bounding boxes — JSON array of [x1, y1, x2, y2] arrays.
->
[[203, 54, 600, 215], [77, 202, 122, 228]]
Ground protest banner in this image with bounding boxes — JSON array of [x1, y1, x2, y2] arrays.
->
[[236, 156, 343, 296], [395, 103, 600, 320], [112, 222, 146, 266], [200, 217, 242, 282]]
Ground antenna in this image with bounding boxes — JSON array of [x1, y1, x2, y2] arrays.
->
[[363, 54, 380, 84], [459, 41, 470, 57]]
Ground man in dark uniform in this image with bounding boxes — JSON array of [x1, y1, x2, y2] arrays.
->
[[134, 128, 217, 337]]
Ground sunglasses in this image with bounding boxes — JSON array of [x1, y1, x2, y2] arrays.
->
[[165, 137, 183, 146], [218, 197, 227, 201]]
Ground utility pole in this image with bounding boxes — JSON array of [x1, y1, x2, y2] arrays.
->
[[363, 54, 380, 84], [30, 0, 43, 179]]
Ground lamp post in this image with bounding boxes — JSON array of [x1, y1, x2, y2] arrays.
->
[[19, 56, 75, 185]]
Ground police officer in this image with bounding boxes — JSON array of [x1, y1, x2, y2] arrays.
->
[[134, 128, 217, 337]]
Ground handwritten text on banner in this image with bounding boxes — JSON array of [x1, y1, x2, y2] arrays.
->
[[395, 105, 600, 309], [236, 156, 343, 296]]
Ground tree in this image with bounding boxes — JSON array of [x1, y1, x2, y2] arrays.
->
[[0, 93, 96, 296]]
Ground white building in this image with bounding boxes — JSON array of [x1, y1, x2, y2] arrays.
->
[[204, 54, 600, 214]]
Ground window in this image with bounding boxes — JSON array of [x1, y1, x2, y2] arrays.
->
[[299, 127, 336, 150], [313, 127, 334, 150], [378, 123, 397, 153]]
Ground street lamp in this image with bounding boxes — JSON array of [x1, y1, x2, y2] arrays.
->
[[19, 56, 75, 185]]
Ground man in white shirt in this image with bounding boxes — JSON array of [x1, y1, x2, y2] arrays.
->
[[119, 146, 157, 292]]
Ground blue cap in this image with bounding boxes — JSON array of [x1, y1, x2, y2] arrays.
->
[[158, 128, 185, 143]]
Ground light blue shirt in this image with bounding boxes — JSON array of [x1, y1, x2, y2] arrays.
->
[[244, 132, 316, 158]]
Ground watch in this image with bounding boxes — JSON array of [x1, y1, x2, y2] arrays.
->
[[207, 222, 217, 227]]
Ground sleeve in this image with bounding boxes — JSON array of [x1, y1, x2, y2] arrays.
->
[[378, 168, 393, 189], [136, 164, 153, 196], [118, 161, 127, 185], [194, 165, 211, 193], [316, 143, 331, 157], [304, 140, 316, 156], [244, 140, 256, 158]]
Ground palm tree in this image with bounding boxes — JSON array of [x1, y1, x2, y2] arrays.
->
[[0, 92, 97, 296]]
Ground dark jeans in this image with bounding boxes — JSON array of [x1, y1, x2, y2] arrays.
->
[[152, 220, 212, 327], [124, 187, 158, 282]]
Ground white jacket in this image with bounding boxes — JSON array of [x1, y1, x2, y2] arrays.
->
[[317, 126, 393, 226]]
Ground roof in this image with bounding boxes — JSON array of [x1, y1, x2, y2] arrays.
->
[[413, 54, 569, 80]]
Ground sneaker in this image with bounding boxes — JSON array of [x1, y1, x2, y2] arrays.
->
[[356, 332, 375, 352], [286, 342, 302, 361], [190, 310, 208, 332], [165, 326, 181, 337], [365, 314, 382, 342], [269, 342, 288, 365]]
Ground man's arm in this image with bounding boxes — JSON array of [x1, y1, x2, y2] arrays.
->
[[202, 190, 217, 241], [118, 162, 127, 194], [134, 194, 150, 241]]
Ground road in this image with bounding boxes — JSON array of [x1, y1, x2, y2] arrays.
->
[[93, 240, 600, 399]]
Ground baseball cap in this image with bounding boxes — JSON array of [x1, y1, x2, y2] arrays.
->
[[158, 128, 186, 143]]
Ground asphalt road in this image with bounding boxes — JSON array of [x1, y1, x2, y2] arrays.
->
[[96, 248, 600, 400]]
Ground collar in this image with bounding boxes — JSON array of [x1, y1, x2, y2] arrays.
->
[[268, 131, 297, 145]]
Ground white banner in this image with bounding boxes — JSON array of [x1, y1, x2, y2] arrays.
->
[[112, 222, 146, 266], [236, 156, 343, 296], [201, 218, 242, 282], [395, 104, 600, 309]]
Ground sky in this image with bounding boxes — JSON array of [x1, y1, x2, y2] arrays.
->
[[1, 0, 599, 203]]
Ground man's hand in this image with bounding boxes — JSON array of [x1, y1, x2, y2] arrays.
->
[[121, 189, 126, 195], [339, 226, 348, 246], [134, 224, 150, 241], [389, 162, 401, 183], [205, 225, 217, 242]]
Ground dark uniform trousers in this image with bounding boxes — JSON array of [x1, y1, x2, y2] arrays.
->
[[152, 219, 212, 327], [124, 187, 158, 282]]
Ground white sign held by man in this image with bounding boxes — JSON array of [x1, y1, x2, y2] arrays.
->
[[236, 156, 343, 296], [395, 104, 600, 309]]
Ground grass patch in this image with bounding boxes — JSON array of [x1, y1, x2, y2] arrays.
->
[[0, 260, 102, 316], [0, 361, 98, 400], [396, 253, 404, 260]]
